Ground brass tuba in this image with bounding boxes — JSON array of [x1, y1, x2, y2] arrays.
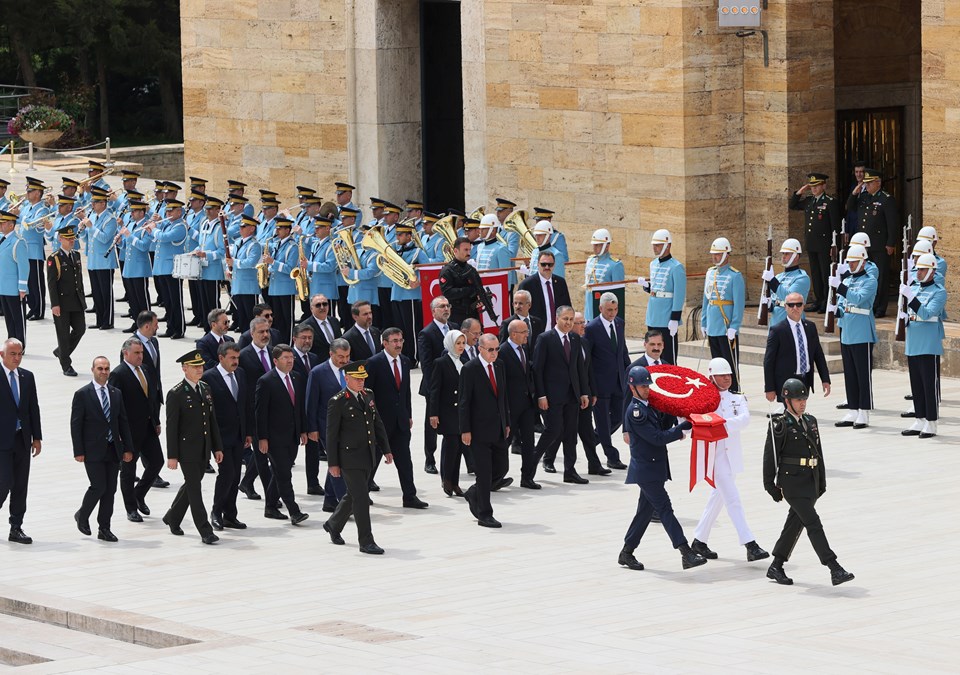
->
[[290, 235, 310, 302], [503, 209, 537, 258], [361, 226, 418, 290], [333, 228, 361, 285], [433, 215, 458, 262]]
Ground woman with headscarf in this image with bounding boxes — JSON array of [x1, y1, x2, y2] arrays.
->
[[430, 329, 467, 496]]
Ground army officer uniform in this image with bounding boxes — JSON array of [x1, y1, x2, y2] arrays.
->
[[46, 226, 87, 376]]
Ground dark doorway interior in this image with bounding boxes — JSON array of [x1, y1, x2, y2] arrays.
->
[[836, 107, 905, 213], [420, 0, 464, 214]]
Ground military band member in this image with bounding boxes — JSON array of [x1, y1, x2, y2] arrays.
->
[[225, 195, 249, 239], [120, 201, 154, 331], [583, 229, 624, 320], [789, 173, 841, 313], [262, 217, 298, 344], [14, 176, 53, 321], [418, 212, 446, 263], [900, 253, 947, 439], [404, 199, 424, 228], [227, 180, 255, 218], [162, 350, 223, 545], [376, 202, 402, 328], [257, 194, 280, 244], [828, 244, 877, 429], [47, 194, 80, 254], [701, 237, 745, 392], [334, 181, 356, 216], [323, 360, 392, 555], [529, 220, 566, 278], [0, 211, 29, 346], [182, 191, 208, 328], [440, 237, 486, 325], [147, 198, 188, 339], [0, 179, 10, 211], [344, 223, 382, 326], [292, 193, 321, 237], [763, 378, 854, 587], [846, 167, 898, 317], [391, 222, 424, 364], [364, 197, 385, 230], [494, 198, 519, 257], [78, 188, 119, 330], [532, 207, 568, 261], [230, 215, 262, 334], [305, 216, 337, 301], [639, 229, 685, 366], [193, 197, 227, 332], [76, 160, 110, 209], [761, 238, 811, 326], [46, 225, 86, 376]]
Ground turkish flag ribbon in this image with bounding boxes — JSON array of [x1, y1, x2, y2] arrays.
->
[[688, 412, 728, 492]]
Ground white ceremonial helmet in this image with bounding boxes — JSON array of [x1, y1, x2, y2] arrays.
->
[[651, 229, 672, 245], [532, 220, 553, 237], [710, 237, 732, 265], [917, 225, 939, 242], [591, 228, 611, 255], [479, 213, 499, 237], [915, 253, 938, 270], [845, 244, 868, 271], [780, 238, 802, 266], [707, 357, 733, 378], [849, 231, 871, 248], [911, 239, 933, 257]]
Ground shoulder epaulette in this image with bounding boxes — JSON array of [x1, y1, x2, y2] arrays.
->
[[610, 255, 621, 263], [730, 266, 740, 273], [331, 389, 346, 400]]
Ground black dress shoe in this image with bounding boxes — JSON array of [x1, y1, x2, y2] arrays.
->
[[618, 550, 644, 570], [424, 462, 438, 475], [127, 510, 143, 523], [75, 511, 91, 536], [834, 420, 854, 428], [97, 529, 118, 542], [99, 325, 114, 331], [905, 394, 914, 401], [403, 497, 429, 509], [25, 313, 37, 321], [202, 533, 220, 545], [830, 565, 855, 586], [168, 334, 184, 340], [359, 542, 384, 555], [322, 504, 336, 513], [563, 472, 589, 485], [767, 564, 794, 585], [323, 521, 345, 545], [222, 518, 247, 529], [211, 513, 224, 531], [153, 477, 170, 488], [478, 517, 502, 528], [542, 462, 557, 473], [588, 466, 612, 476], [607, 459, 628, 470], [680, 547, 707, 569], [87, 324, 101, 329], [835, 402, 849, 410], [691, 538, 718, 560], [122, 326, 137, 334], [901, 411, 916, 418], [464, 489, 479, 518], [368, 481, 380, 492], [204, 462, 216, 474], [290, 512, 309, 525], [240, 485, 261, 500], [745, 541, 770, 562], [492, 477, 513, 491], [307, 486, 325, 496], [264, 507, 288, 520], [162, 515, 184, 535], [8, 528, 31, 544], [520, 479, 541, 490], [136, 499, 150, 516], [901, 428, 921, 437], [186, 318, 201, 327], [63, 367, 78, 377], [53, 347, 60, 358]]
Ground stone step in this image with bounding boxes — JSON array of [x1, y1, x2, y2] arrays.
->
[[0, 614, 151, 668], [677, 340, 845, 374]]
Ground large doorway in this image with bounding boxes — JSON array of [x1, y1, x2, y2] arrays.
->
[[420, 0, 464, 213], [836, 107, 905, 213]]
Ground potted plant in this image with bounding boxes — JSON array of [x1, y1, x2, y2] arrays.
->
[[6, 104, 73, 146]]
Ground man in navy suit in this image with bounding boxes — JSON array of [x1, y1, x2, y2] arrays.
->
[[497, 290, 544, 346], [196, 308, 234, 370], [342, 300, 382, 361], [516, 252, 571, 334], [237, 303, 282, 350], [134, 310, 170, 490], [364, 327, 428, 509], [618, 365, 706, 571], [500, 320, 536, 486], [585, 292, 630, 470], [71, 356, 135, 542], [202, 342, 253, 530], [303, 293, 342, 363], [291, 323, 321, 471], [237, 317, 276, 503], [306, 338, 352, 510], [0, 338, 42, 544], [416, 295, 458, 474]]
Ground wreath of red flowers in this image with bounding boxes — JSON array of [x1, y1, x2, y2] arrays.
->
[[645, 364, 720, 417]]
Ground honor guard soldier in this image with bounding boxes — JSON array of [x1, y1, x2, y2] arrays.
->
[[909, 240, 940, 286], [47, 195, 80, 254], [843, 232, 879, 281], [701, 237, 745, 392], [262, 217, 298, 344], [827, 244, 877, 429], [915, 226, 947, 284], [376, 202, 402, 327], [79, 188, 119, 330], [763, 378, 855, 587], [228, 215, 263, 345], [761, 238, 811, 326], [122, 201, 157, 331], [306, 216, 338, 302], [162, 349, 223, 545], [789, 173, 841, 312], [494, 198, 519, 256], [193, 197, 227, 331], [583, 229, 624, 320], [323, 360, 392, 555], [0, 211, 29, 345], [639, 229, 686, 365], [150, 198, 189, 339], [46, 225, 86, 376], [334, 181, 356, 215], [846, 168, 899, 317], [529, 220, 567, 278], [900, 253, 947, 439], [14, 176, 53, 321], [476, 215, 513, 285], [440, 237, 486, 325], [532, 207, 567, 260], [391, 222, 424, 363]]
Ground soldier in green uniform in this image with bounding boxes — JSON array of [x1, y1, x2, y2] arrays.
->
[[322, 360, 392, 555], [763, 378, 854, 587], [46, 224, 86, 377], [789, 173, 842, 313], [162, 350, 224, 545]]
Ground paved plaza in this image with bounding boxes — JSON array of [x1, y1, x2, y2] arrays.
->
[[0, 285, 957, 672]]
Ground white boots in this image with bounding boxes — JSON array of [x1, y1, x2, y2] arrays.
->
[[902, 418, 924, 436], [835, 410, 857, 428], [853, 410, 870, 429], [920, 420, 937, 439]]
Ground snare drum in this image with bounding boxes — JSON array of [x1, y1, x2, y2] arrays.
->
[[172, 253, 202, 280]]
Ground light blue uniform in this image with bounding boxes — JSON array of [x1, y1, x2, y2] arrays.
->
[[122, 217, 154, 279], [502, 228, 521, 258], [47, 213, 80, 253], [306, 236, 339, 299], [85, 210, 119, 271], [230, 236, 263, 296], [836, 271, 877, 344], [0, 195, 10, 211], [377, 225, 398, 291], [531, 244, 567, 279], [346, 245, 381, 305], [184, 209, 205, 254], [225, 211, 243, 241], [17, 201, 53, 260], [196, 218, 226, 282], [293, 209, 316, 237], [551, 230, 568, 260], [768, 267, 811, 326], [391, 244, 426, 302], [0, 234, 29, 295], [905, 281, 947, 356], [418, 231, 446, 263], [646, 255, 686, 328], [257, 215, 277, 244], [583, 252, 625, 320], [476, 239, 514, 286], [701, 265, 745, 336], [152, 218, 188, 276], [267, 236, 298, 297]]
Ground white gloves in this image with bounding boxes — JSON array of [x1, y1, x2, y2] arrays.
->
[[828, 275, 841, 289], [637, 276, 650, 290], [899, 283, 916, 302], [467, 258, 478, 269], [726, 328, 737, 341], [668, 320, 679, 336], [518, 264, 530, 276], [898, 310, 909, 322], [907, 257, 915, 272], [761, 268, 775, 282], [836, 262, 850, 276], [826, 303, 837, 315]]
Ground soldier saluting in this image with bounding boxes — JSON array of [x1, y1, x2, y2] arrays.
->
[[789, 173, 841, 313], [46, 224, 86, 377]]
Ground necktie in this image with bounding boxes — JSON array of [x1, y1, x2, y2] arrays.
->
[[338, 368, 346, 388], [365, 330, 376, 355], [546, 280, 555, 329], [524, 317, 530, 332], [100, 386, 113, 442], [285, 374, 296, 405], [518, 345, 526, 370], [228, 372, 238, 400], [135, 366, 148, 396], [9, 371, 20, 431], [563, 333, 571, 361], [259, 348, 270, 373], [321, 320, 333, 343], [654, 359, 661, 366], [441, 323, 448, 335], [609, 322, 618, 350], [393, 358, 402, 390], [796, 322, 808, 374], [218, 336, 224, 345], [487, 363, 498, 396], [303, 353, 311, 372], [144, 339, 157, 365]]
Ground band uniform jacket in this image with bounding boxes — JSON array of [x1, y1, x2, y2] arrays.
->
[[46, 248, 86, 311], [108, 363, 160, 448], [325, 388, 390, 470], [201, 367, 252, 450], [165, 380, 222, 463], [70, 382, 134, 462], [0, 367, 41, 452], [763, 412, 826, 498], [763, 318, 830, 396], [458, 357, 510, 443]]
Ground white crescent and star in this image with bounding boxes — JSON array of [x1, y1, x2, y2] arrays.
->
[[649, 372, 708, 399]]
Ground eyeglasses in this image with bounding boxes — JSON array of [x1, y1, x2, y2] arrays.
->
[[314, 302, 328, 307], [480, 347, 497, 353], [785, 302, 804, 308], [540, 262, 554, 268], [261, 314, 273, 319], [433, 303, 450, 308]]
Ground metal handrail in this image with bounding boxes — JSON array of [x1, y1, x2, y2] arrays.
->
[[0, 85, 55, 141]]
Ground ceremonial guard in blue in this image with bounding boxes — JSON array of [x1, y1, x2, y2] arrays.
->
[[476, 215, 513, 285], [915, 226, 948, 284], [827, 244, 877, 429], [227, 180, 255, 218], [640, 229, 686, 365], [46, 225, 86, 376], [701, 237, 745, 392], [845, 232, 879, 280], [333, 206, 360, 327], [79, 188, 119, 330], [151, 198, 189, 339], [530, 220, 567, 278], [494, 198, 519, 257], [0, 211, 29, 345], [391, 222, 425, 363], [846, 167, 899, 317], [762, 238, 811, 326], [532, 207, 567, 260], [263, 217, 298, 344], [583, 229, 624, 320], [306, 216, 339, 301], [617, 366, 705, 572], [229, 215, 262, 335], [900, 253, 947, 439], [47, 195, 80, 254], [14, 176, 53, 321], [119, 201, 154, 332], [788, 173, 841, 313], [192, 197, 227, 332]]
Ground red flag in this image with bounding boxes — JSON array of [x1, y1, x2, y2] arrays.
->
[[688, 412, 727, 491]]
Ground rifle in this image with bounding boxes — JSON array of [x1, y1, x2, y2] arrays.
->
[[476, 286, 499, 324], [757, 223, 773, 326], [894, 215, 912, 342], [824, 228, 839, 333]]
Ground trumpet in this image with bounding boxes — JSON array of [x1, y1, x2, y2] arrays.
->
[[333, 228, 361, 285], [290, 235, 311, 301], [77, 166, 116, 191], [361, 225, 418, 290], [18, 213, 53, 234]]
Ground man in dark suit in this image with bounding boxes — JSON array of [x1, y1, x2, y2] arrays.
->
[[303, 293, 342, 363], [291, 322, 322, 476], [364, 327, 428, 509], [342, 300, 381, 361], [570, 311, 612, 476], [498, 289, 544, 346], [585, 292, 630, 470], [500, 320, 537, 487], [237, 316, 276, 503], [763, 292, 831, 405], [202, 342, 253, 530], [109, 338, 164, 523], [460, 334, 511, 527], [0, 338, 42, 544], [196, 308, 234, 370], [255, 344, 309, 524], [417, 295, 458, 474], [162, 350, 223, 544], [237, 303, 282, 350], [134, 310, 170, 490], [516, 252, 571, 335], [528, 306, 589, 488], [306, 338, 351, 509], [71, 356, 135, 542]]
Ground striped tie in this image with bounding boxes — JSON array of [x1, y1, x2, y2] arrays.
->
[[100, 386, 113, 442]]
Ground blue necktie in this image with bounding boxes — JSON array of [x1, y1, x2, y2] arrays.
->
[[9, 371, 20, 431], [795, 322, 808, 374], [100, 386, 113, 442], [338, 368, 346, 388]]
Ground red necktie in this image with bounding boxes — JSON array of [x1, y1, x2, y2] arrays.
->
[[487, 363, 498, 396], [393, 358, 402, 390], [563, 333, 570, 361], [285, 374, 295, 405], [546, 280, 555, 329]]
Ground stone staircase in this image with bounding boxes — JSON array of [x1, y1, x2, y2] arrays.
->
[[677, 324, 845, 374]]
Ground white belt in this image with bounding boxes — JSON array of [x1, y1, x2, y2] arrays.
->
[[845, 306, 871, 315], [908, 315, 940, 323], [651, 291, 674, 299]]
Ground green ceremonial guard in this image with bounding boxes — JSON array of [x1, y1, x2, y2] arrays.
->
[[46, 224, 86, 377]]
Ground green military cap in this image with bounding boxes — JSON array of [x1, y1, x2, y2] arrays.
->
[[176, 350, 205, 366], [862, 168, 881, 183], [335, 181, 355, 193], [343, 360, 368, 379], [204, 196, 225, 208], [56, 224, 77, 239], [806, 173, 828, 185], [57, 194, 77, 206], [165, 198, 185, 208], [495, 197, 516, 210], [61, 176, 80, 188], [241, 215, 258, 228]]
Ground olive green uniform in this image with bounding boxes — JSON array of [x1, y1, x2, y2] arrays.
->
[[46, 248, 86, 372]]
